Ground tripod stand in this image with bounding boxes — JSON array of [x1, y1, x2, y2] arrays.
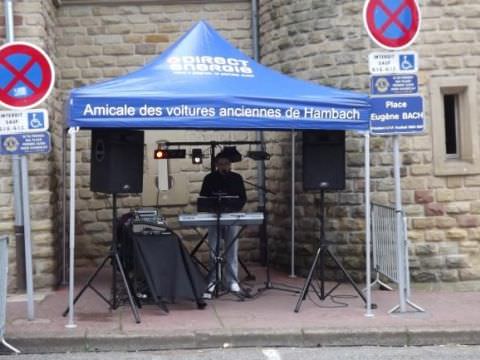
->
[[63, 194, 141, 323], [203, 195, 246, 300], [294, 186, 366, 313]]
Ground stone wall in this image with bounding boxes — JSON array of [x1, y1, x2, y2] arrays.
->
[[259, 0, 480, 286]]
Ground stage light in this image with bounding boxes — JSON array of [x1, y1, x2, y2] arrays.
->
[[191, 148, 203, 164], [153, 149, 186, 159], [246, 150, 271, 161]]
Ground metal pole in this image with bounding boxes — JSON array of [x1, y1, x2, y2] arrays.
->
[[393, 135, 407, 312], [5, 0, 27, 292], [61, 128, 67, 286], [290, 130, 296, 277], [66, 127, 78, 328], [364, 132, 374, 317], [251, 0, 267, 264], [20, 157, 34, 320]]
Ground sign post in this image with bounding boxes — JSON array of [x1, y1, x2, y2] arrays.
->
[[364, 0, 424, 315], [0, 40, 55, 322]]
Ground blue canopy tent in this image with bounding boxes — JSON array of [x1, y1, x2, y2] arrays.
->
[[65, 21, 374, 327]]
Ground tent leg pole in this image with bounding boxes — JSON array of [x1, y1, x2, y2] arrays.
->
[[290, 130, 295, 278], [66, 127, 79, 329], [364, 132, 374, 317]]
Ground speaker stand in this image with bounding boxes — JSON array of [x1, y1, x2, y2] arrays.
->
[[63, 194, 141, 323], [294, 188, 367, 313]]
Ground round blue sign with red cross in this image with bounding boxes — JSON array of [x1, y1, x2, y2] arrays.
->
[[363, 0, 421, 50], [0, 42, 55, 110]]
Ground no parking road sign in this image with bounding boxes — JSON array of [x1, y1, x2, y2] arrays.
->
[[363, 0, 421, 50], [0, 42, 54, 109]]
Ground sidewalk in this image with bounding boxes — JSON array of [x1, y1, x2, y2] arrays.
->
[[4, 266, 480, 354]]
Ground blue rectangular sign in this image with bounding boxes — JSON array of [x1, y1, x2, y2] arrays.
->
[[0, 132, 51, 155], [370, 96, 424, 135], [370, 74, 418, 96]]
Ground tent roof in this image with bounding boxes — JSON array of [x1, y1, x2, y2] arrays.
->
[[67, 21, 370, 131]]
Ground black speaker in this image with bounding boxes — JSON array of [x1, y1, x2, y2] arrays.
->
[[302, 130, 345, 190], [90, 129, 144, 194]]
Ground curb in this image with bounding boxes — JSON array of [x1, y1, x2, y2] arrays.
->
[[6, 327, 480, 354]]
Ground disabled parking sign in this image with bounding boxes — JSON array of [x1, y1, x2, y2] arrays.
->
[[0, 109, 49, 135], [363, 0, 421, 50], [0, 42, 55, 109]]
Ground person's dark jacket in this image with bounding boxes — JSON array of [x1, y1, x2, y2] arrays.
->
[[200, 171, 246, 210]]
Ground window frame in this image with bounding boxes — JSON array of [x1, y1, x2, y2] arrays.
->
[[430, 76, 479, 176]]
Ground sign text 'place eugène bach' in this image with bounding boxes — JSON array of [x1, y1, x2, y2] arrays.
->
[[370, 96, 424, 135]]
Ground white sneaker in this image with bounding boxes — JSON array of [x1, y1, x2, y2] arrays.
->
[[206, 282, 215, 293], [229, 282, 241, 293], [202, 282, 215, 300]]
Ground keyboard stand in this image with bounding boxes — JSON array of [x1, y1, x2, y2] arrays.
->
[[189, 227, 255, 281]]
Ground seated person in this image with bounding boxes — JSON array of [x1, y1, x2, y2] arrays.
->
[[199, 152, 246, 293]]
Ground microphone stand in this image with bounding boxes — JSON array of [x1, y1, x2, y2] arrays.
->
[[243, 181, 300, 296]]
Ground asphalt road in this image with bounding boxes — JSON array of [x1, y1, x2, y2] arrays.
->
[[2, 346, 480, 360]]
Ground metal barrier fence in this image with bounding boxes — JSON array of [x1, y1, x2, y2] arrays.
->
[[0, 235, 20, 353], [371, 203, 402, 285], [370, 204, 423, 313]]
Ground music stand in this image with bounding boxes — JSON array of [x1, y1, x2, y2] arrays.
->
[[63, 194, 141, 323], [198, 195, 245, 298], [242, 180, 300, 297], [294, 183, 367, 312]]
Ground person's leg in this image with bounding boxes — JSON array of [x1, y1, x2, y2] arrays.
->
[[224, 225, 240, 289], [207, 225, 219, 288]]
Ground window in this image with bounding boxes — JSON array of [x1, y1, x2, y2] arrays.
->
[[430, 77, 479, 176], [443, 94, 458, 158]]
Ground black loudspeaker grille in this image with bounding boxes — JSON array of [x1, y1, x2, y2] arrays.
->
[[90, 129, 144, 194], [302, 130, 345, 190]]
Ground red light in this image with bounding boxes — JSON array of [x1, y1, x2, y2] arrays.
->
[[154, 149, 166, 159]]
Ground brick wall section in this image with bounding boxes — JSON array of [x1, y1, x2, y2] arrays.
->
[[259, 0, 480, 285]]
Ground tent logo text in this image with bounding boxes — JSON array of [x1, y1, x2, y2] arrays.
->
[[167, 56, 253, 77]]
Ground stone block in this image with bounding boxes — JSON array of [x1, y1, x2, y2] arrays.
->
[[456, 189, 479, 201], [435, 217, 456, 229], [446, 255, 470, 268], [459, 241, 479, 255], [421, 256, 444, 269], [410, 165, 432, 175], [446, 228, 468, 240], [103, 44, 134, 55], [436, 189, 455, 202], [467, 228, 480, 240], [84, 222, 109, 233], [411, 271, 437, 282], [415, 190, 433, 204], [439, 270, 459, 282], [459, 268, 480, 281], [457, 215, 480, 227], [415, 244, 437, 256], [31, 220, 52, 232], [445, 202, 470, 214], [412, 218, 436, 230], [447, 177, 463, 188], [425, 203, 445, 216]]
